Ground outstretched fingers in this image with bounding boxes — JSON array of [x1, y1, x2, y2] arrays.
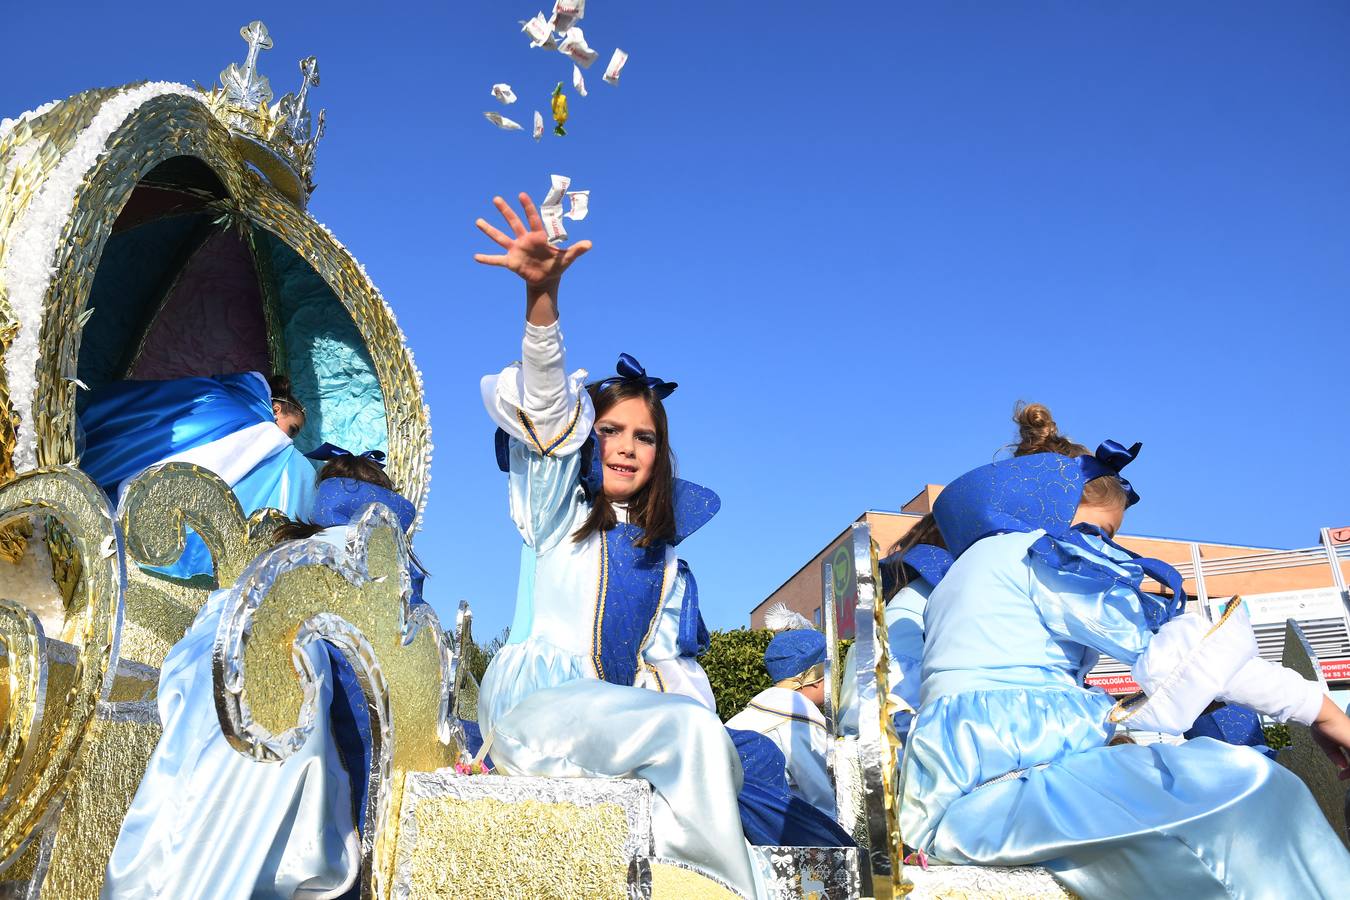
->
[[518, 192, 545, 233], [473, 252, 509, 267], [475, 217, 513, 250], [493, 195, 527, 237], [561, 239, 592, 267]]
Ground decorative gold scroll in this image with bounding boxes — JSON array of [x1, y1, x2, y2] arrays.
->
[[0, 467, 123, 870], [214, 501, 456, 896]]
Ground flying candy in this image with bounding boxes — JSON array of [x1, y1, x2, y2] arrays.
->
[[551, 83, 569, 136]]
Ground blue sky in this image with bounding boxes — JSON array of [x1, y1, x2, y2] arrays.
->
[[4, 3, 1349, 639]]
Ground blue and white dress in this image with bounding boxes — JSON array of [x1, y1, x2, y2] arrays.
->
[[104, 481, 424, 899], [901, 450, 1350, 899], [79, 372, 316, 578], [478, 322, 764, 897], [103, 526, 361, 899]]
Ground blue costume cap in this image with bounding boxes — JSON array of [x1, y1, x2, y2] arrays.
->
[[934, 441, 1142, 560], [765, 629, 827, 682], [312, 477, 417, 533]]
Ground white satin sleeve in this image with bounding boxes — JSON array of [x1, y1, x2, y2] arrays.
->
[[1221, 656, 1324, 725], [1122, 604, 1279, 734], [481, 321, 595, 550]]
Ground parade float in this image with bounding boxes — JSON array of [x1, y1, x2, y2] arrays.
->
[[0, 20, 1342, 900]]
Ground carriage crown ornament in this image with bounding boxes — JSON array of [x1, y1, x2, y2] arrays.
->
[[207, 19, 325, 204]]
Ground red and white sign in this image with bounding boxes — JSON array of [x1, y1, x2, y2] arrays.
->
[[1085, 673, 1141, 694], [1321, 658, 1350, 682], [1328, 527, 1350, 545]]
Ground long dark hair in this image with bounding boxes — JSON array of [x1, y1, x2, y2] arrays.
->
[[571, 379, 676, 548], [273, 455, 395, 543], [883, 512, 946, 594]]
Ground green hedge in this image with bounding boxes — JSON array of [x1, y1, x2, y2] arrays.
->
[[702, 628, 853, 722]]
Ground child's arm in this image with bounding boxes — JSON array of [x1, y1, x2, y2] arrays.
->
[[476, 193, 594, 548]]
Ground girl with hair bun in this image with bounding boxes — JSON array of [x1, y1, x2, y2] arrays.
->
[[900, 402, 1350, 898]]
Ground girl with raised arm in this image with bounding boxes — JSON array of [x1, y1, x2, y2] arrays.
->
[[472, 193, 765, 895], [902, 402, 1350, 898]]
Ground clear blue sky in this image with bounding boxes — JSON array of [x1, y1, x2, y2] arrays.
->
[[4, 3, 1349, 639]]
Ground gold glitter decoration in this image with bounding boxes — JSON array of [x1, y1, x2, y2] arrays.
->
[[41, 703, 161, 900], [112, 464, 296, 670], [23, 89, 429, 519], [220, 506, 456, 893], [0, 467, 122, 869], [649, 862, 740, 900], [405, 796, 630, 899]]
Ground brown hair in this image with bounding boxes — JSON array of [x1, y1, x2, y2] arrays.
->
[[571, 380, 676, 548], [273, 455, 396, 543], [267, 373, 306, 423], [1010, 401, 1127, 509], [882, 512, 947, 594]]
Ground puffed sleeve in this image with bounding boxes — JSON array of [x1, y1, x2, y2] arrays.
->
[[481, 322, 595, 551]]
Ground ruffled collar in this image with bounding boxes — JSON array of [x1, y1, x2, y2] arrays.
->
[[933, 442, 1141, 560]]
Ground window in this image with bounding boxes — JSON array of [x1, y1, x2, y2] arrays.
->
[[813, 606, 822, 626]]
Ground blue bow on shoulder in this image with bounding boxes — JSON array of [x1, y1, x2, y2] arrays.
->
[[305, 442, 388, 468], [595, 353, 678, 400]]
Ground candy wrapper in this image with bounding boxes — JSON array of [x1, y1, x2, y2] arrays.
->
[[573, 63, 588, 97], [483, 111, 523, 131], [533, 110, 544, 141], [551, 83, 569, 136], [558, 27, 599, 68], [549, 0, 586, 32], [563, 190, 590, 221], [603, 49, 628, 85], [520, 13, 556, 49], [491, 83, 517, 104], [541, 174, 571, 244]]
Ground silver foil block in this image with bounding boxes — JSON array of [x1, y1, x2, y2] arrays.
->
[[753, 846, 860, 900]]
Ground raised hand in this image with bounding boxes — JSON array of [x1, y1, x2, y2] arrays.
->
[[473, 193, 591, 289]]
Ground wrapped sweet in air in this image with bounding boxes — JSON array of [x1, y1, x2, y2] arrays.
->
[[551, 82, 569, 136]]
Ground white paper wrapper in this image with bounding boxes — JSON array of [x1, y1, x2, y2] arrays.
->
[[550, 0, 585, 32], [491, 83, 518, 105], [563, 190, 590, 221], [533, 110, 544, 141], [573, 63, 588, 98], [541, 174, 571, 244], [603, 48, 629, 85], [521, 13, 556, 48], [483, 111, 523, 131], [558, 27, 599, 68]]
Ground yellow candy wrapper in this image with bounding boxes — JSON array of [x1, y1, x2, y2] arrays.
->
[[551, 82, 569, 136]]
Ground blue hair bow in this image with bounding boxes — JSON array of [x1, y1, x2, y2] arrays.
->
[[305, 442, 388, 468], [1083, 440, 1142, 507], [595, 353, 677, 400]]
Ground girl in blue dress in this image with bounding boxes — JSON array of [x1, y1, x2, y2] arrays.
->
[[901, 403, 1350, 898], [471, 193, 767, 896]]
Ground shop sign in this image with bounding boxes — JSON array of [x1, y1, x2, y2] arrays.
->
[[1207, 588, 1346, 626], [1085, 672, 1140, 694]]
